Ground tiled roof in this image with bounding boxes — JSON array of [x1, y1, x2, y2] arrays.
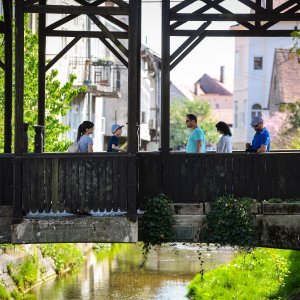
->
[[195, 73, 232, 96], [274, 48, 300, 103]]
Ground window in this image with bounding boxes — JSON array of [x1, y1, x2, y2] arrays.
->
[[116, 68, 121, 91], [141, 112, 146, 123], [254, 57, 263, 70], [251, 103, 262, 119], [215, 103, 220, 109]]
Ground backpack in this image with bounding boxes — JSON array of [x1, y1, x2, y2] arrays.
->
[[68, 141, 80, 153]]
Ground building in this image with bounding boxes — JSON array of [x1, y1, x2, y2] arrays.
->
[[231, 0, 296, 149], [193, 67, 233, 126], [269, 48, 300, 114]]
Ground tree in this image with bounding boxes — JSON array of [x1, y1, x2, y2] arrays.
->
[[0, 16, 85, 152], [170, 98, 219, 149]]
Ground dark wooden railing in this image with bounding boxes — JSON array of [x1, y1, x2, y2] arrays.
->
[[1, 152, 300, 220], [138, 152, 300, 207]]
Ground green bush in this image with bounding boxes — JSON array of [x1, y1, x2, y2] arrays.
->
[[40, 244, 84, 275], [141, 194, 175, 265], [187, 248, 292, 299], [201, 195, 256, 247]]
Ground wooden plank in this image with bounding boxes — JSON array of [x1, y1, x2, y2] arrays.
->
[[112, 157, 119, 211], [232, 154, 241, 197], [105, 157, 113, 211], [206, 155, 215, 202], [192, 154, 201, 203], [44, 158, 52, 213], [85, 159, 92, 212], [198, 155, 207, 203], [51, 158, 59, 213], [127, 155, 137, 221], [224, 156, 233, 195], [30, 159, 39, 213], [91, 157, 99, 212], [64, 159, 72, 213], [251, 155, 259, 200], [78, 159, 86, 213], [263, 155, 273, 199], [21, 159, 31, 214], [186, 155, 194, 202], [71, 159, 79, 214], [118, 156, 127, 211], [217, 155, 226, 197], [58, 158, 66, 213], [244, 155, 253, 197], [289, 154, 298, 199], [99, 157, 106, 212], [37, 159, 45, 213]]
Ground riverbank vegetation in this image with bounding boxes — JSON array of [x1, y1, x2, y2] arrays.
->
[[0, 244, 86, 299], [187, 248, 300, 299]]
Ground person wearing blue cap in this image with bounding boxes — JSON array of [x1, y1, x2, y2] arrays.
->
[[246, 116, 270, 153], [107, 124, 126, 152]]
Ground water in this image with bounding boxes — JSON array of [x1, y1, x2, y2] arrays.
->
[[30, 244, 235, 300]]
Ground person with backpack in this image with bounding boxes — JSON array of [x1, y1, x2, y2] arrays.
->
[[77, 121, 94, 153]]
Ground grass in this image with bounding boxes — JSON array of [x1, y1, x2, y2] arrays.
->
[[187, 248, 300, 300]]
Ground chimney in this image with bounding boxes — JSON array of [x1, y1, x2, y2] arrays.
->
[[105, 1, 114, 6], [220, 66, 224, 83]]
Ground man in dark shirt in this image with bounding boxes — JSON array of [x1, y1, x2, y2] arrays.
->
[[107, 124, 126, 152]]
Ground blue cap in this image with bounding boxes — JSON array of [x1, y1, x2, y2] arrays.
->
[[250, 116, 263, 126], [111, 124, 124, 133]]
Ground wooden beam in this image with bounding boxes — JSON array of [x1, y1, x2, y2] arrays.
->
[[170, 13, 300, 22], [0, 21, 5, 33], [170, 22, 210, 63], [46, 14, 79, 31], [170, 35, 205, 70], [0, 60, 4, 70], [45, 37, 81, 71], [127, 0, 141, 153], [172, 29, 296, 37], [170, 0, 224, 31], [98, 37, 128, 68], [24, 4, 129, 15], [100, 15, 129, 31], [170, 0, 197, 14], [238, 0, 265, 12], [161, 0, 170, 152], [111, 0, 129, 8], [4, 0, 12, 153], [88, 15, 129, 57], [38, 0, 46, 134], [44, 29, 128, 39]]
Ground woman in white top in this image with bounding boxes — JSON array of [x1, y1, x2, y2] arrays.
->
[[216, 121, 232, 153]]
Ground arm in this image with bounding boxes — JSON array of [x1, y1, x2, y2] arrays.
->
[[88, 144, 93, 152], [112, 144, 126, 152], [257, 144, 267, 153], [257, 131, 270, 153], [196, 140, 202, 153]]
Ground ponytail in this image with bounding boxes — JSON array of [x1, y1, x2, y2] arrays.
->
[[76, 121, 94, 142]]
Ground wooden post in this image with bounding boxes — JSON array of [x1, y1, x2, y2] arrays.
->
[[23, 123, 29, 153], [127, 155, 137, 222], [38, 0, 46, 151], [14, 0, 25, 222], [4, 0, 13, 153], [127, 0, 141, 154], [34, 125, 44, 153], [161, 0, 171, 152]]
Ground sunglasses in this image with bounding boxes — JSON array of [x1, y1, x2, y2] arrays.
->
[[252, 123, 261, 128]]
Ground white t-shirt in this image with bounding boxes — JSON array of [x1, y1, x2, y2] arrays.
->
[[216, 135, 232, 153]]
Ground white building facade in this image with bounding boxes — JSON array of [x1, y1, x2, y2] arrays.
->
[[232, 0, 296, 149]]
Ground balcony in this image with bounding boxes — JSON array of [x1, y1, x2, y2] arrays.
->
[[69, 57, 121, 98]]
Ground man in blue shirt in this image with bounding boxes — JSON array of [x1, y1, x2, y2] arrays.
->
[[246, 116, 270, 153], [186, 114, 206, 153]]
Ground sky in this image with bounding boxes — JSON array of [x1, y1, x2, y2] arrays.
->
[[141, 0, 250, 92]]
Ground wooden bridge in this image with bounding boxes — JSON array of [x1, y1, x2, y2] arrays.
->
[[1, 151, 300, 248]]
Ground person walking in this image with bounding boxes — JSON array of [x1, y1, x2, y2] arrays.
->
[[246, 116, 270, 153], [107, 123, 126, 152], [186, 114, 206, 153], [77, 121, 94, 153], [216, 121, 232, 153]]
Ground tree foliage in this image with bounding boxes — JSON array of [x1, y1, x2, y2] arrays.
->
[[0, 16, 85, 152], [170, 98, 219, 149]]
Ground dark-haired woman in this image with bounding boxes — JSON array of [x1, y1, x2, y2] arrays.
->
[[77, 121, 94, 153], [216, 121, 232, 153]]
